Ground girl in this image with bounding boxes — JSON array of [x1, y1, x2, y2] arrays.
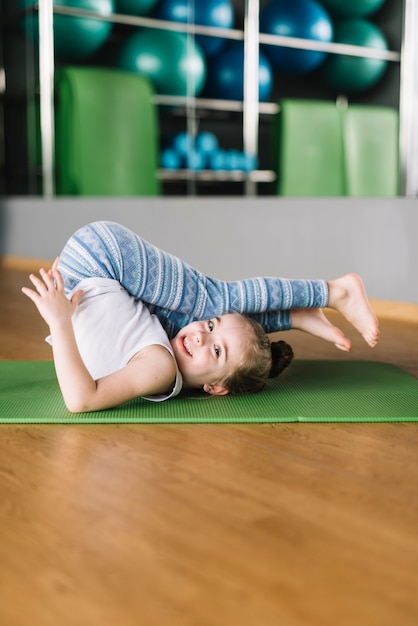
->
[[22, 221, 379, 413]]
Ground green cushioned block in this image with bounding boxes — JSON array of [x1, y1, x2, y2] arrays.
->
[[343, 105, 399, 196], [275, 99, 346, 197], [55, 67, 160, 196], [0, 361, 416, 424]]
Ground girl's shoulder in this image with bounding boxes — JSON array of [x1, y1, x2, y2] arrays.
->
[[127, 344, 180, 401]]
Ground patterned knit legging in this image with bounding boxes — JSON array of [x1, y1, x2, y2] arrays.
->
[[58, 221, 329, 338]]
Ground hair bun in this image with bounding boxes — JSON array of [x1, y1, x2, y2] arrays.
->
[[269, 340, 294, 379]]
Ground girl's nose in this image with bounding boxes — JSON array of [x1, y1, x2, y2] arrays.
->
[[195, 329, 207, 346]]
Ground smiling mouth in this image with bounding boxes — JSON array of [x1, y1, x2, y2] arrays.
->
[[183, 336, 193, 357]]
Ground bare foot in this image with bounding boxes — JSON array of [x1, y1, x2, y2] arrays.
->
[[327, 274, 380, 347], [290, 309, 352, 352]]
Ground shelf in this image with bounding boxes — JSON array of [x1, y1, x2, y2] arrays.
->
[[45, 5, 400, 63], [16, 0, 415, 197], [258, 32, 400, 63], [158, 169, 276, 183], [153, 95, 279, 115], [44, 5, 245, 41]]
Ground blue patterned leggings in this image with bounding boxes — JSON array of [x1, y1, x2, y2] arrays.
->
[[58, 221, 329, 338]]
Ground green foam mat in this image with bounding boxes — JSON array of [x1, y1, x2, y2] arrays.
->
[[0, 360, 416, 424]]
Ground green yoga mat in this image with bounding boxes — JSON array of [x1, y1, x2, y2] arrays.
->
[[0, 360, 417, 424]]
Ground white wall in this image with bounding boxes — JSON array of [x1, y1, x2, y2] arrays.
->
[[1, 196, 417, 303]]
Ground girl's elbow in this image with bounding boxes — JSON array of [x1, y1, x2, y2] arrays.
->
[[65, 400, 88, 414], [64, 395, 94, 414], [61, 383, 100, 413], [64, 393, 117, 414]]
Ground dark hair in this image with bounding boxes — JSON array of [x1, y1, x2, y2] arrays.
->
[[220, 315, 294, 396]]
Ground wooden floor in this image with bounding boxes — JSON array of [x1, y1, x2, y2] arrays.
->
[[1, 263, 417, 626]]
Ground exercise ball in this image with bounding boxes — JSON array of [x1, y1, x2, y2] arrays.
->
[[20, 0, 114, 60], [160, 148, 181, 169], [154, 0, 234, 57], [260, 0, 333, 74], [116, 0, 158, 16], [319, 0, 386, 18], [321, 19, 388, 91], [208, 150, 229, 170], [172, 132, 194, 156], [204, 41, 273, 102], [196, 132, 219, 155], [117, 29, 206, 96], [184, 149, 205, 170]]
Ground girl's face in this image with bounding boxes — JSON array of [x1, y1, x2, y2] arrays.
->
[[171, 314, 248, 395]]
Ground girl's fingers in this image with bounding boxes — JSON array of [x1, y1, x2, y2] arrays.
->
[[53, 268, 64, 290], [21, 286, 38, 302], [71, 289, 84, 307], [39, 267, 55, 287], [29, 269, 56, 294], [24, 265, 66, 300], [28, 272, 48, 294]]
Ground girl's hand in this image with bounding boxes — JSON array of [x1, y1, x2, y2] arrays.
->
[[22, 263, 83, 329]]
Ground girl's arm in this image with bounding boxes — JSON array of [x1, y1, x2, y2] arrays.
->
[[22, 266, 177, 412]]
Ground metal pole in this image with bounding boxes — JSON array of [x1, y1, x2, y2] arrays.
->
[[243, 0, 259, 196], [38, 0, 55, 196], [399, 0, 418, 196], [186, 0, 197, 196]]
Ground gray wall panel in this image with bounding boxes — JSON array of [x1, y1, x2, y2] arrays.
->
[[1, 197, 417, 303]]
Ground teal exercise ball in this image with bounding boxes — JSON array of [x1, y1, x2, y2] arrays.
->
[[20, 0, 114, 60], [117, 29, 206, 97], [204, 41, 273, 102], [260, 0, 333, 74], [321, 19, 388, 91], [154, 0, 235, 57], [116, 0, 158, 16], [319, 0, 386, 18]]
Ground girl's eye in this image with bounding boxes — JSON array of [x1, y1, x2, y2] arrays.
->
[[208, 321, 220, 357]]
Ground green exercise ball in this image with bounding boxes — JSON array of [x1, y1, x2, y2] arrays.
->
[[320, 0, 386, 17], [321, 19, 388, 91], [116, 0, 158, 16], [117, 29, 207, 97], [20, 0, 114, 60]]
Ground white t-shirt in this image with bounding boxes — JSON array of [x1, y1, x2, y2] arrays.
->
[[46, 278, 183, 402]]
